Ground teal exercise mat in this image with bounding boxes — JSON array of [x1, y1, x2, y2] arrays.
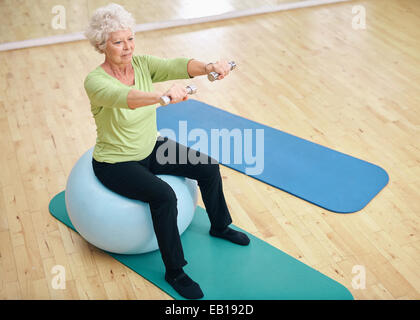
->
[[49, 191, 353, 300], [157, 99, 389, 213]]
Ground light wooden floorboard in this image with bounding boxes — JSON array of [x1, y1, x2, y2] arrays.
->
[[0, 0, 419, 300]]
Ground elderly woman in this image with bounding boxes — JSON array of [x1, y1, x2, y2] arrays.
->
[[84, 3, 249, 299]]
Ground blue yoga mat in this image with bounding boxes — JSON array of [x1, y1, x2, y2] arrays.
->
[[157, 99, 389, 213], [49, 191, 354, 300]]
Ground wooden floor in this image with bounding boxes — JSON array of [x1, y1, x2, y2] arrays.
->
[[1, 0, 419, 300], [0, 0, 305, 43]]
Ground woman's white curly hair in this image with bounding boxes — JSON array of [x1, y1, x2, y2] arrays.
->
[[85, 3, 136, 54]]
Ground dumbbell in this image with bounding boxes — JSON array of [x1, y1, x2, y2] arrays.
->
[[207, 61, 237, 82], [159, 85, 197, 106]]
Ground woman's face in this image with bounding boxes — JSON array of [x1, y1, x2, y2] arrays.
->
[[104, 29, 135, 64]]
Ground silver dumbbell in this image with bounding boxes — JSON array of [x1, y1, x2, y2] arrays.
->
[[159, 85, 197, 106], [207, 61, 237, 82]]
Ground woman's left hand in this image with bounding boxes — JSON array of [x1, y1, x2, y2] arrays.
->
[[209, 60, 231, 80]]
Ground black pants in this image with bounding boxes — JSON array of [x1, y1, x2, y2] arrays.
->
[[92, 137, 232, 269]]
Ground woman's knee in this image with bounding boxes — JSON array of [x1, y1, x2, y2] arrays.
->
[[208, 160, 220, 174], [149, 183, 178, 207], [198, 161, 221, 181]]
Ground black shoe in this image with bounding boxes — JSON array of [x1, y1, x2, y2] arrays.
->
[[165, 272, 204, 299], [210, 226, 250, 246]]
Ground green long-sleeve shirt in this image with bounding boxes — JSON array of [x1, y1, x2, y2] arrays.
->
[[84, 55, 191, 163]]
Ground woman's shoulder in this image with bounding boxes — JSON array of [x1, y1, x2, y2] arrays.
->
[[83, 66, 113, 90], [84, 65, 103, 80], [132, 54, 166, 67], [132, 54, 152, 66]]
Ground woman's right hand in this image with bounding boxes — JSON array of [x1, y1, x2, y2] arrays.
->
[[162, 84, 189, 104]]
